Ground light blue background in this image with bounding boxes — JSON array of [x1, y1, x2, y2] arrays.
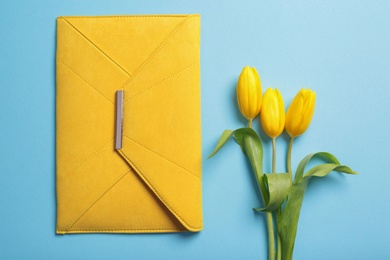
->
[[1, 0, 389, 259]]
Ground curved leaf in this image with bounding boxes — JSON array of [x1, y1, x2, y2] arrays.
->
[[232, 128, 267, 204], [257, 173, 291, 212], [208, 128, 268, 204], [294, 152, 342, 183], [304, 163, 357, 178], [277, 179, 309, 260], [278, 152, 358, 260], [207, 130, 234, 159], [232, 129, 263, 175]]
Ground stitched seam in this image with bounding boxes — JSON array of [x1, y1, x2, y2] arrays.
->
[[121, 15, 196, 90], [57, 138, 113, 183], [131, 15, 193, 78], [65, 170, 130, 231], [125, 61, 199, 102], [58, 15, 196, 20], [57, 59, 114, 106], [62, 18, 131, 77], [123, 136, 199, 179], [119, 151, 201, 230]]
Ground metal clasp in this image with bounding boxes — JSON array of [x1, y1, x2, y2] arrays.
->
[[115, 90, 124, 150]]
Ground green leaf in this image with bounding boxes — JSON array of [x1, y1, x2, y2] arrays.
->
[[294, 152, 342, 183], [207, 130, 234, 159], [277, 179, 309, 260], [278, 152, 358, 260], [232, 128, 267, 203], [257, 173, 291, 212], [208, 128, 267, 204], [304, 163, 357, 178]]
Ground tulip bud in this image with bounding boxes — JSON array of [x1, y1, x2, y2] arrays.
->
[[260, 88, 285, 138], [236, 66, 262, 124], [285, 88, 316, 137]]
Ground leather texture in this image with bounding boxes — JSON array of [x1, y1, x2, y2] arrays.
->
[[56, 15, 202, 234]]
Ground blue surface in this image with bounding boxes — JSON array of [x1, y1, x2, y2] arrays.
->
[[1, 0, 389, 259]]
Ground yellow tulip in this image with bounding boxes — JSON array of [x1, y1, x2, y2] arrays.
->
[[260, 88, 285, 138], [285, 88, 316, 137], [236, 66, 262, 125]]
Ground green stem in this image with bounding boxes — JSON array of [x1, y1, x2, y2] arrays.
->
[[248, 122, 275, 260], [266, 212, 276, 260], [272, 138, 282, 260], [252, 166, 275, 260], [287, 137, 294, 185], [272, 138, 276, 174], [277, 234, 282, 260]]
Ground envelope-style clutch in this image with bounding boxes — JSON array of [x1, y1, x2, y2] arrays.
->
[[56, 15, 202, 234]]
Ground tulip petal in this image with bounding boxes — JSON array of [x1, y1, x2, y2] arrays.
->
[[285, 88, 315, 137], [236, 66, 262, 120], [260, 88, 285, 138]]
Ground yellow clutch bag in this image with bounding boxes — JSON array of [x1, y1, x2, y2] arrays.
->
[[56, 15, 202, 234]]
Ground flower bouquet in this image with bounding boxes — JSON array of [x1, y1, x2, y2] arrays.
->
[[208, 66, 357, 260]]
